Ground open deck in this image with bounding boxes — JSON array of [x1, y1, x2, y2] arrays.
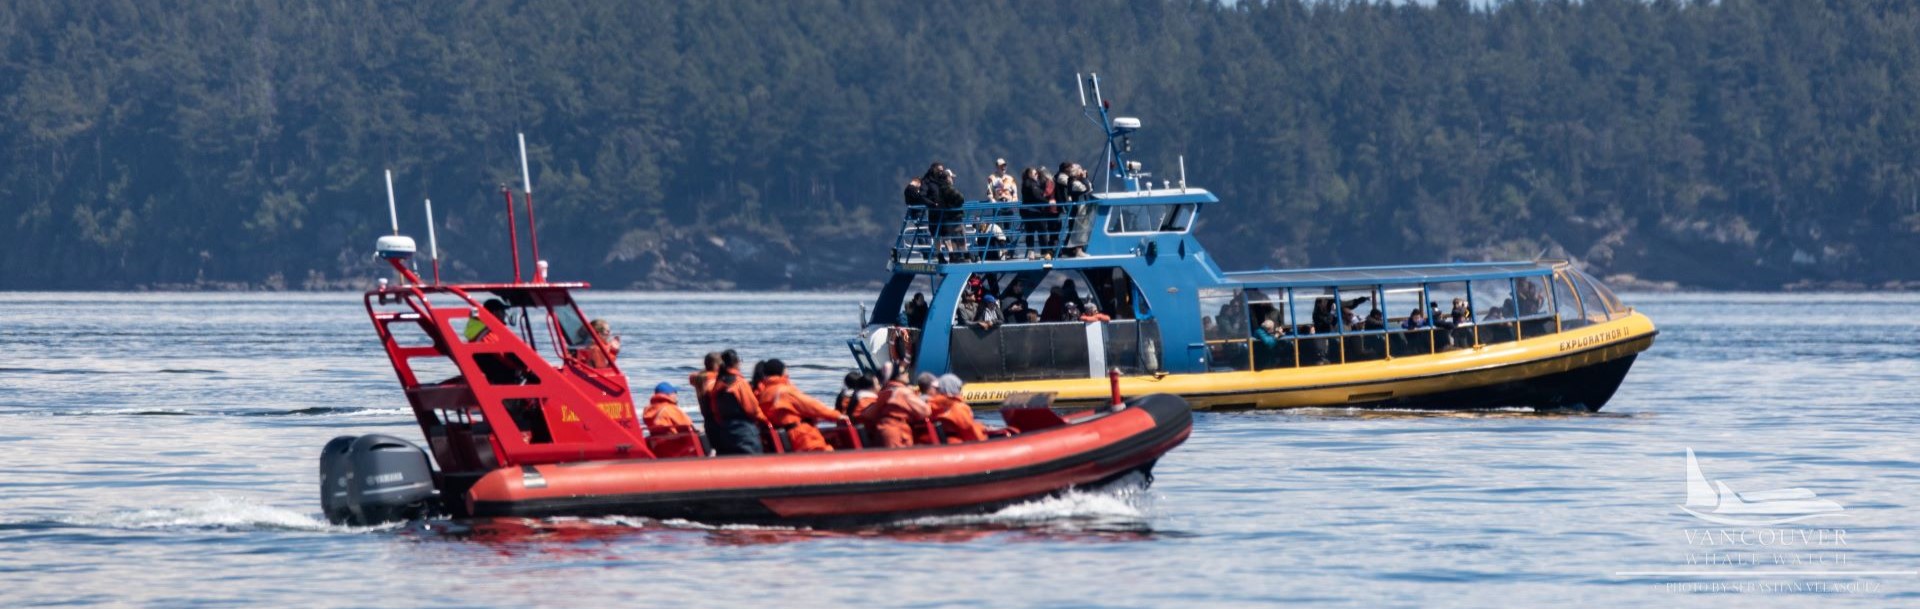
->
[[888, 188, 1219, 271]]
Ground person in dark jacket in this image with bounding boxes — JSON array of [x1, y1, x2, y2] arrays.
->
[[922, 162, 966, 262], [1018, 167, 1051, 258], [904, 176, 932, 208], [1308, 297, 1339, 364], [902, 292, 930, 328], [1057, 162, 1094, 256], [705, 349, 767, 455], [900, 176, 935, 262]]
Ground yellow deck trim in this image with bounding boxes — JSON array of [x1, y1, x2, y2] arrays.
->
[[961, 312, 1657, 410]]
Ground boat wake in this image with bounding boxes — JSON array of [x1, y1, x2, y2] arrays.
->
[[11, 406, 412, 418], [3, 495, 390, 534], [1285, 406, 1638, 420], [897, 473, 1155, 531], [411, 474, 1159, 545]]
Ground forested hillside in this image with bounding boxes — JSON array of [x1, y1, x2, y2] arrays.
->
[[3, 0, 1918, 290]]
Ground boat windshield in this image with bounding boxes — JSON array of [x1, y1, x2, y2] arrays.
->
[[1106, 204, 1194, 234], [455, 289, 597, 370]]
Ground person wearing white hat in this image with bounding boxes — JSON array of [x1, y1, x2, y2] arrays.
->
[[986, 158, 1016, 202], [978, 158, 1017, 260]]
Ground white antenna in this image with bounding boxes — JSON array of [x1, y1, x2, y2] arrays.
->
[[518, 132, 533, 195], [423, 199, 439, 262], [383, 169, 399, 235], [1179, 155, 1188, 193], [1076, 72, 1087, 107], [1091, 73, 1104, 106]]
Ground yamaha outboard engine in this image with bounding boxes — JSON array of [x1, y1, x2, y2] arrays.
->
[[319, 434, 436, 525]]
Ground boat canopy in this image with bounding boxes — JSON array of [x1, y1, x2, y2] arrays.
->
[[1225, 261, 1554, 288]]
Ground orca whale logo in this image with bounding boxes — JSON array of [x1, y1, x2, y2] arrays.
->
[[1679, 448, 1845, 526]]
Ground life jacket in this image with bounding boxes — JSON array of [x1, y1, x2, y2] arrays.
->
[[863, 380, 928, 448], [689, 370, 716, 420], [578, 343, 616, 369], [643, 393, 692, 429], [759, 376, 840, 452], [929, 394, 988, 444], [708, 369, 765, 427]]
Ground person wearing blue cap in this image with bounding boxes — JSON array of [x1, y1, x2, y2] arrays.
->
[[643, 381, 692, 430], [973, 294, 1002, 330]]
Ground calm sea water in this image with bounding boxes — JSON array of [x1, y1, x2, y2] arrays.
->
[[1, 291, 1916, 608]]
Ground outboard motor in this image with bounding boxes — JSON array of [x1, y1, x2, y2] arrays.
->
[[319, 434, 436, 525]]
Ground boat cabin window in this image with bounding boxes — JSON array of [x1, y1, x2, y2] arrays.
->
[[1245, 289, 1295, 370], [1568, 271, 1614, 324], [1513, 275, 1557, 338], [1202, 267, 1611, 373], [1199, 288, 1251, 371], [1336, 286, 1388, 363], [1599, 280, 1628, 316], [455, 290, 596, 372], [946, 268, 1162, 382], [1294, 290, 1341, 366], [1381, 284, 1436, 356], [1426, 281, 1474, 350], [1570, 269, 1627, 318], [1472, 279, 1519, 345], [1105, 204, 1193, 234], [1552, 273, 1585, 330]]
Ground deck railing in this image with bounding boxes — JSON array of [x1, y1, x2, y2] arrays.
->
[[890, 201, 1097, 264]]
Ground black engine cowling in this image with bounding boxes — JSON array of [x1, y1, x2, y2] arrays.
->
[[319, 434, 436, 525]]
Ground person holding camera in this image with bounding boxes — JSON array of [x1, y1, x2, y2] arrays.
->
[[920, 162, 966, 262]]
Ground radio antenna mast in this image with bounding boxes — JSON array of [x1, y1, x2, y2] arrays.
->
[[502, 185, 522, 283], [424, 198, 440, 284], [384, 169, 399, 235], [519, 132, 541, 271]]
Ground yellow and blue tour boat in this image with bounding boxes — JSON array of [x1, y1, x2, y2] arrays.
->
[[850, 75, 1656, 412]]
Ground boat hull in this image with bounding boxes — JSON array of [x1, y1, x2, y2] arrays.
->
[[461, 394, 1192, 524], [963, 312, 1656, 413]]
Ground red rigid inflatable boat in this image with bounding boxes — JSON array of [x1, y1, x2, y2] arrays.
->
[[465, 394, 1190, 522], [320, 174, 1190, 525]]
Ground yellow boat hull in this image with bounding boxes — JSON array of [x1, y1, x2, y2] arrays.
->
[[962, 311, 1658, 412]]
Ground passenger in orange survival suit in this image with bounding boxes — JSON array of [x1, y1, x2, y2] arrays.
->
[[643, 382, 692, 429], [860, 364, 930, 448], [756, 360, 844, 452], [577, 319, 622, 369], [706, 349, 768, 455], [690, 351, 721, 443], [834, 371, 878, 417], [929, 374, 988, 443]]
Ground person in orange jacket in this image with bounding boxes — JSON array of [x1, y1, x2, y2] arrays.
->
[[706, 349, 768, 455], [1079, 301, 1113, 322], [690, 351, 720, 440], [834, 371, 878, 418], [860, 364, 929, 448], [576, 319, 623, 369], [643, 382, 692, 429], [756, 360, 844, 452], [929, 374, 988, 443]]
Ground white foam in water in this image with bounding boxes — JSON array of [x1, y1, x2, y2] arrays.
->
[[21, 407, 196, 417], [322, 407, 412, 418], [902, 476, 1156, 528], [52, 495, 389, 533], [576, 479, 1154, 532]]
